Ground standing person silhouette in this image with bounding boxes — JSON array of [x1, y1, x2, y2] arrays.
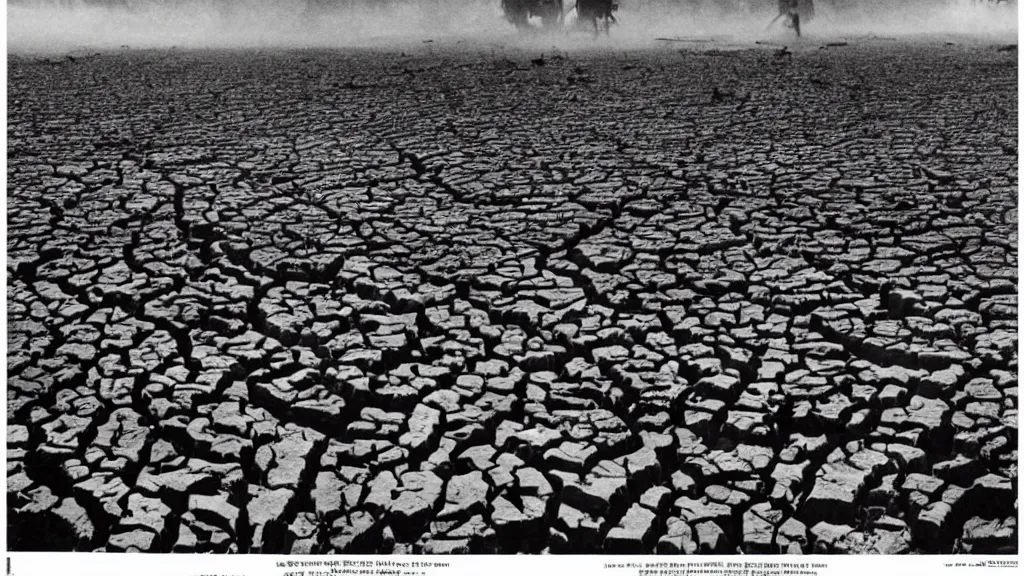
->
[[773, 0, 813, 37]]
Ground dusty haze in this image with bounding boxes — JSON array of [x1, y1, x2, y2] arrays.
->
[[6, 0, 1020, 53]]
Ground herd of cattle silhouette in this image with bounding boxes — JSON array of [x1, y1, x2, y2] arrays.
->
[[501, 0, 1015, 37], [502, 0, 619, 34], [501, 0, 819, 36]]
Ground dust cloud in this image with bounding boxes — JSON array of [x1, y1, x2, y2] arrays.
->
[[6, 0, 1019, 54]]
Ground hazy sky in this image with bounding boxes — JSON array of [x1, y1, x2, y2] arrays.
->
[[7, 0, 1019, 53]]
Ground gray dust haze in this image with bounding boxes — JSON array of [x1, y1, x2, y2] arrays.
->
[[6, 0, 1020, 53]]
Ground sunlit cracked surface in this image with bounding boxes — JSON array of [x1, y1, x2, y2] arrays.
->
[[6, 42, 1018, 554]]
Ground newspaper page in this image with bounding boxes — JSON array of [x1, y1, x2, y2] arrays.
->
[[2, 1, 1019, 576]]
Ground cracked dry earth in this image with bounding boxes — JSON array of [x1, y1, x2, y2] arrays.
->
[[6, 42, 1019, 556]]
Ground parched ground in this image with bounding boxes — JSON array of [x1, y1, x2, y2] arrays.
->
[[6, 41, 1019, 555]]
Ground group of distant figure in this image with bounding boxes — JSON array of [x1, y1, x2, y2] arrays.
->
[[500, 0, 809, 37], [501, 0, 811, 36], [500, 0, 1016, 37], [502, 0, 618, 34]]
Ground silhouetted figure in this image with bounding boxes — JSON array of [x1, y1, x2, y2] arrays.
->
[[575, 0, 618, 35], [503, 0, 564, 31], [774, 0, 814, 37]]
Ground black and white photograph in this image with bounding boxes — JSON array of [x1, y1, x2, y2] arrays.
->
[[4, 0, 1020, 565]]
